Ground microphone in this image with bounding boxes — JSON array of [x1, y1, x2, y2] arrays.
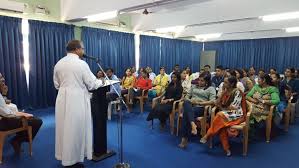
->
[[82, 54, 101, 62]]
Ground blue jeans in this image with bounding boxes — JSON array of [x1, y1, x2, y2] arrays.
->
[[180, 101, 204, 138]]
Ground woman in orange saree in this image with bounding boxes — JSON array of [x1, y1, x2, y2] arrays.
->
[[200, 76, 247, 156]]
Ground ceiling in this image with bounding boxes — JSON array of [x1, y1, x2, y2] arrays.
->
[[61, 0, 299, 41]]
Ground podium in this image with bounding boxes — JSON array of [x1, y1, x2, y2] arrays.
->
[[91, 85, 116, 161]]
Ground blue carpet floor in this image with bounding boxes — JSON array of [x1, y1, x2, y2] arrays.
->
[[2, 105, 299, 168]]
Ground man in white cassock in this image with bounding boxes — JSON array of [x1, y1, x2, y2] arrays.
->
[[53, 40, 104, 168]]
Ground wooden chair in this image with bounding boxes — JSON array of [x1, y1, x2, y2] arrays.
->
[[0, 115, 33, 164], [134, 90, 149, 113], [151, 95, 182, 134], [176, 103, 212, 137], [290, 101, 296, 124], [125, 89, 149, 113], [169, 99, 182, 135], [284, 102, 296, 132], [209, 101, 252, 156]]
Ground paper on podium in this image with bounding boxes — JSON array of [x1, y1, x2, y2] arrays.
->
[[102, 80, 120, 87]]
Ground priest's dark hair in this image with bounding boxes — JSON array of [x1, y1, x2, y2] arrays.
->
[[66, 40, 82, 52]]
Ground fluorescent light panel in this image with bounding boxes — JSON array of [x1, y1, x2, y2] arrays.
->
[[85, 10, 118, 22], [261, 11, 299, 21], [156, 26, 185, 33], [195, 33, 222, 40], [285, 27, 299, 33]]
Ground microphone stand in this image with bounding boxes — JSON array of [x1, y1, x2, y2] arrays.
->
[[87, 56, 130, 168]]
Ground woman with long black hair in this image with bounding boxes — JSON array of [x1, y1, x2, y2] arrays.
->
[[147, 72, 183, 129]]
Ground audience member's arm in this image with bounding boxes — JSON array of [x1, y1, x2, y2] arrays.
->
[[152, 77, 158, 87], [161, 76, 168, 88], [121, 77, 125, 86], [184, 86, 193, 102], [228, 90, 242, 111], [160, 96, 169, 104], [199, 87, 216, 106], [133, 78, 139, 89], [246, 85, 258, 104], [129, 77, 136, 89], [15, 111, 33, 118], [145, 79, 152, 90], [173, 87, 183, 101], [263, 87, 280, 105]]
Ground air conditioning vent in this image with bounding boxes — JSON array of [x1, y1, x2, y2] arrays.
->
[[0, 0, 26, 13]]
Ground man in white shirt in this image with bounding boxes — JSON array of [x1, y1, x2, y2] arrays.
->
[[53, 40, 104, 168], [169, 64, 180, 81], [0, 73, 42, 154], [146, 66, 156, 82]]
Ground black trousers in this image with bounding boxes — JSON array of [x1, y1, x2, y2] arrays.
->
[[180, 101, 204, 138], [106, 92, 119, 101], [147, 103, 173, 124], [0, 116, 43, 142]]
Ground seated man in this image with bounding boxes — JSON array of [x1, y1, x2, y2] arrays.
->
[[145, 66, 156, 82], [0, 73, 42, 154], [105, 68, 121, 101], [0, 73, 18, 112], [211, 65, 224, 88]]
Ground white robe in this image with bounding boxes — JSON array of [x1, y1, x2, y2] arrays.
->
[[53, 53, 103, 166]]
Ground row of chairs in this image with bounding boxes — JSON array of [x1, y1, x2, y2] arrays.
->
[[107, 89, 297, 156], [151, 94, 297, 156]]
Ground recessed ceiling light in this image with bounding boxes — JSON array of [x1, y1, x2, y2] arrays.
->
[[195, 33, 222, 40], [155, 26, 185, 33], [285, 27, 299, 33], [85, 10, 118, 22], [260, 11, 299, 21]]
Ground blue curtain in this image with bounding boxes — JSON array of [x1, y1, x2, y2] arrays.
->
[[190, 41, 202, 72], [205, 37, 299, 73], [0, 16, 29, 108], [28, 20, 74, 108], [81, 27, 135, 77], [140, 35, 161, 73], [140, 35, 202, 74], [160, 38, 202, 73]]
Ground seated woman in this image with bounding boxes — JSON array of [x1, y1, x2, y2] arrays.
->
[[200, 76, 246, 156], [146, 72, 183, 128], [0, 77, 42, 154], [184, 66, 192, 80], [237, 69, 253, 95], [217, 69, 245, 97], [128, 69, 152, 104], [121, 68, 136, 95], [246, 74, 280, 124], [96, 69, 105, 80], [180, 70, 191, 96], [179, 72, 216, 148], [150, 67, 169, 97], [271, 73, 295, 127]]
